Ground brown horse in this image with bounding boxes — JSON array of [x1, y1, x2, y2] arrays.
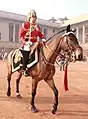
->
[[7, 26, 83, 114]]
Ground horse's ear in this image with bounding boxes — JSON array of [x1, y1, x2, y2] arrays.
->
[[66, 24, 71, 32]]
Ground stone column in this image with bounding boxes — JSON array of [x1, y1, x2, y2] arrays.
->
[[42, 28, 44, 35], [13, 24, 15, 42], [83, 25, 85, 43]]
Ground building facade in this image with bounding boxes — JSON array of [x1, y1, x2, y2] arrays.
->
[[0, 10, 88, 52], [0, 10, 61, 52], [63, 14, 88, 44]]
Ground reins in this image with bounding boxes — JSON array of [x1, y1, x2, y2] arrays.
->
[[42, 31, 75, 66], [42, 39, 63, 66]]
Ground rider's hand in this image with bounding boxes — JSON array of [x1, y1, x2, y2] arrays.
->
[[42, 38, 46, 42], [42, 38, 47, 47]]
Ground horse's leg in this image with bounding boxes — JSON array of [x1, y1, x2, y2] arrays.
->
[[60, 66, 62, 71], [30, 78, 38, 113], [60, 62, 62, 71], [63, 64, 65, 71], [44, 78, 58, 114], [63, 63, 64, 71], [7, 72, 12, 96], [16, 71, 22, 98]]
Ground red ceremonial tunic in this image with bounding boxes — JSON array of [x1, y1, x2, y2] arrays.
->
[[19, 22, 44, 45]]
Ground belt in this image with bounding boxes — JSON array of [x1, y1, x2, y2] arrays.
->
[[29, 37, 37, 43], [29, 37, 37, 39]]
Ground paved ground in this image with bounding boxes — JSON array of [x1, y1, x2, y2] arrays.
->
[[0, 60, 88, 119]]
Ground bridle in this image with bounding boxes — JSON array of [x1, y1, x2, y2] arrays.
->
[[61, 31, 76, 52], [42, 31, 76, 66]]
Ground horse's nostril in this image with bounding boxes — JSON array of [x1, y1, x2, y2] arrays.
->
[[78, 54, 82, 60]]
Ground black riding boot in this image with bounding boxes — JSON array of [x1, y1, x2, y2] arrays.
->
[[20, 50, 30, 76]]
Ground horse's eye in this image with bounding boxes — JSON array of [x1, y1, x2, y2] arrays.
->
[[69, 38, 72, 41]]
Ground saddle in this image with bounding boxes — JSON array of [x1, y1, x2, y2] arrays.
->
[[12, 48, 38, 72]]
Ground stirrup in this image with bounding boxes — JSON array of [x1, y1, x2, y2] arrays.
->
[[23, 70, 29, 76]]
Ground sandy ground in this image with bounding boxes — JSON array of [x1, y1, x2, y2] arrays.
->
[[0, 60, 88, 119]]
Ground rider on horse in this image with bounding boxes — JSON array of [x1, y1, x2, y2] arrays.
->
[[19, 10, 46, 76]]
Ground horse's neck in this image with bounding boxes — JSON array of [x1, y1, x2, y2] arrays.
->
[[43, 35, 61, 63]]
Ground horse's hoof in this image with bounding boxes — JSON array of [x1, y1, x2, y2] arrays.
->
[[17, 94, 22, 99], [7, 91, 11, 96], [31, 106, 38, 113], [51, 106, 57, 114]]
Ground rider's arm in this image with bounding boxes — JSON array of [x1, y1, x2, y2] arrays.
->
[[37, 25, 45, 39], [36, 25, 47, 47], [19, 22, 30, 43]]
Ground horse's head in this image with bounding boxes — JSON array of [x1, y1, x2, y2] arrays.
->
[[73, 46, 83, 61], [60, 26, 83, 61]]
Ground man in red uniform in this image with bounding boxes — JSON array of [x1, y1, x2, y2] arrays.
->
[[19, 10, 46, 76]]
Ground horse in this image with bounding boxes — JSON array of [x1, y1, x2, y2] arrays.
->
[[7, 25, 83, 114]]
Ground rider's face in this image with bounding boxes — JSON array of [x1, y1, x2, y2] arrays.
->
[[30, 16, 37, 23]]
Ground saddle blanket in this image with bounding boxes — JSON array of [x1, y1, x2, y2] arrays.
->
[[12, 49, 38, 72]]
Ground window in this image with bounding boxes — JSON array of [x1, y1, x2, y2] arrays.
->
[[53, 29, 55, 33], [0, 33, 1, 40], [9, 23, 14, 42], [44, 29, 47, 39], [15, 24, 19, 42], [40, 27, 42, 32]]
